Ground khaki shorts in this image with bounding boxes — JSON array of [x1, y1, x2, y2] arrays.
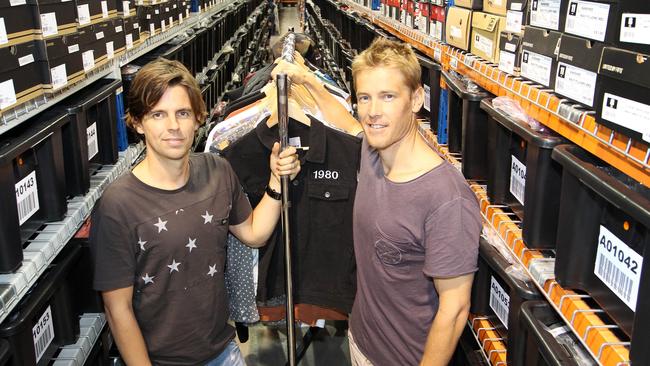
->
[[348, 331, 374, 366]]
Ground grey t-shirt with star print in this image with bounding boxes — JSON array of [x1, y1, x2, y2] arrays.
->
[[90, 153, 252, 366]]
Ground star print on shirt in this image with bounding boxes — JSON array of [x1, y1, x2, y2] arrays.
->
[[186, 237, 197, 252], [167, 259, 181, 273], [202, 211, 213, 224], [142, 273, 155, 284], [207, 264, 218, 277], [175, 208, 185, 215], [154, 217, 168, 233], [138, 238, 147, 251]]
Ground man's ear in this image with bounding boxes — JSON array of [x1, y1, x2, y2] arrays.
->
[[133, 119, 144, 135], [411, 86, 425, 113]]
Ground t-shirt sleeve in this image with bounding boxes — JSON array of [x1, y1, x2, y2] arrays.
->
[[225, 160, 252, 225], [423, 197, 481, 278], [90, 201, 137, 291]]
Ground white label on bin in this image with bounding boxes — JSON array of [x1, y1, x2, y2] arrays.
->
[[18, 54, 34, 66], [450, 25, 462, 39], [87, 122, 99, 160], [0, 18, 8, 45], [434, 47, 442, 62], [123, 1, 130, 16], [161, 20, 166, 32], [50, 64, 67, 90], [179, 13, 183, 24], [106, 41, 114, 59], [32, 305, 54, 363], [149, 23, 155, 35], [474, 33, 494, 56], [78, 4, 91, 25], [565, 1, 609, 41], [169, 16, 173, 26], [595, 226, 643, 311], [620, 13, 650, 45], [521, 50, 552, 87], [67, 44, 79, 53], [601, 93, 650, 141], [423, 84, 431, 111], [10, 0, 27, 5], [530, 0, 561, 30], [96, 31, 104, 40], [82, 50, 95, 72], [498, 51, 516, 75], [15, 170, 40, 226], [115, 25, 123, 33], [506, 10, 523, 33], [489, 276, 510, 329], [0, 79, 17, 109], [126, 33, 133, 49], [554, 62, 597, 107], [509, 155, 526, 205], [101, 1, 109, 18], [40, 12, 59, 37]]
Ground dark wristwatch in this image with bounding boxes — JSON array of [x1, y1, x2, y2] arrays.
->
[[265, 185, 282, 200]]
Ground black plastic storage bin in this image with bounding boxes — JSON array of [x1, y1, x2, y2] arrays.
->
[[0, 339, 10, 365], [83, 323, 111, 366], [63, 238, 103, 318], [442, 70, 491, 180], [551, 144, 650, 365], [416, 54, 441, 132], [510, 301, 592, 366], [481, 98, 565, 249], [451, 326, 488, 366], [0, 242, 82, 366], [0, 110, 68, 273], [470, 237, 541, 364], [60, 78, 121, 190]]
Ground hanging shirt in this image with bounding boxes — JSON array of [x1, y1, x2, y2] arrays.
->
[[220, 116, 361, 313]]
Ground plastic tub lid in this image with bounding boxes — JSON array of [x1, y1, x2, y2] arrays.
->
[[480, 98, 565, 149], [0, 110, 70, 165], [479, 237, 540, 300], [416, 54, 441, 71], [0, 339, 10, 364], [61, 78, 122, 114], [441, 70, 490, 101], [551, 144, 650, 228]]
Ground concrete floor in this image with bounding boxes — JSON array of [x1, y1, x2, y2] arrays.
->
[[237, 6, 353, 366]]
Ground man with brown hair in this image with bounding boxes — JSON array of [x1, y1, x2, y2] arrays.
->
[[273, 38, 481, 365], [90, 58, 300, 365]]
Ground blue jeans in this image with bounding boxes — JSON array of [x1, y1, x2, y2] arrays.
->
[[205, 341, 246, 366]]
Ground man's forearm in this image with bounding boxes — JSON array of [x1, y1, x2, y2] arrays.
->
[[245, 176, 283, 247], [419, 307, 469, 366], [105, 304, 152, 366], [302, 74, 362, 135]]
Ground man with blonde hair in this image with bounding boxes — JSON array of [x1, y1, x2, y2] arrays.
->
[[91, 58, 301, 365], [273, 38, 481, 366]]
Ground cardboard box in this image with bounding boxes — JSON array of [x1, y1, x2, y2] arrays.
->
[[122, 14, 141, 50], [456, 0, 483, 9], [0, 0, 39, 48], [75, 0, 118, 28], [446, 6, 472, 51], [470, 12, 506, 63], [138, 5, 160, 37], [0, 41, 44, 111], [498, 32, 522, 75], [562, 0, 650, 54], [554, 33, 605, 108], [529, 0, 568, 31], [106, 17, 126, 59], [36, 0, 77, 39], [117, 0, 136, 17], [482, 0, 527, 33], [595, 47, 650, 143], [41, 33, 85, 92], [520, 26, 561, 88]]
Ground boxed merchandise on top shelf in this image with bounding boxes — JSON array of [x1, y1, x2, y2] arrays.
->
[[470, 11, 506, 63], [498, 32, 523, 75], [0, 41, 44, 114], [0, 1, 39, 48], [456, 0, 483, 10], [36, 0, 77, 39], [446, 6, 473, 51], [75, 0, 119, 28], [520, 26, 562, 89], [529, 0, 568, 31], [118, 0, 137, 17], [122, 14, 142, 50], [40, 33, 85, 93]]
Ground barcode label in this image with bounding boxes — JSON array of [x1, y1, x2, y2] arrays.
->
[[450, 57, 458, 70], [0, 79, 17, 109], [424, 84, 430, 111], [499, 51, 516, 75], [123, 1, 130, 16], [40, 12, 59, 37], [0, 18, 8, 45], [521, 50, 553, 87], [33, 306, 54, 363], [530, 0, 561, 30], [620, 13, 650, 45], [179, 13, 183, 23], [101, 1, 109, 18], [595, 226, 643, 311], [106, 41, 114, 59], [161, 20, 166, 32], [77, 4, 91, 25], [87, 122, 99, 160], [82, 50, 95, 72], [555, 62, 598, 107], [506, 10, 523, 33], [126, 33, 133, 49], [601, 93, 650, 141], [15, 170, 40, 225], [564, 1, 609, 42], [10, 0, 27, 5], [169, 16, 173, 26], [490, 277, 510, 329], [510, 155, 526, 205], [50, 64, 68, 90], [434, 47, 441, 62], [18, 54, 34, 66], [149, 23, 155, 34]]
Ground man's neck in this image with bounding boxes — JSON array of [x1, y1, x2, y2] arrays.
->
[[133, 154, 191, 190], [379, 128, 443, 183]]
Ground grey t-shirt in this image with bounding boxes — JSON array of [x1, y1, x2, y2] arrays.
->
[[349, 138, 481, 366], [91, 153, 252, 366]]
